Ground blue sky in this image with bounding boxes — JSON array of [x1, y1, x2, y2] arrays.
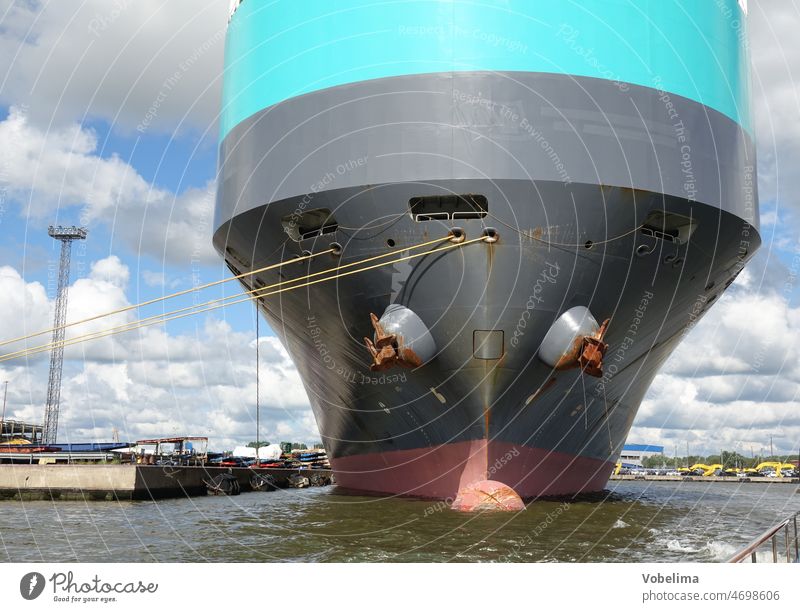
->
[[0, 104, 256, 338], [0, 0, 798, 456]]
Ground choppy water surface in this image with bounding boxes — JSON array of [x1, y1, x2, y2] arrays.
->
[[1, 481, 798, 562]]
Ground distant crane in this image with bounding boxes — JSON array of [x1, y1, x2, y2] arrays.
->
[[42, 226, 87, 444]]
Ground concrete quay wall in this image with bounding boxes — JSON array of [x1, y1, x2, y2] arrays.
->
[[0, 465, 331, 501]]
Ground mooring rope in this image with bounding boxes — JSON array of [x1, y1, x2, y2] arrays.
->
[[0, 234, 484, 362]]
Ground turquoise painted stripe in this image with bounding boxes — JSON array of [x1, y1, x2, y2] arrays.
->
[[222, 0, 752, 140]]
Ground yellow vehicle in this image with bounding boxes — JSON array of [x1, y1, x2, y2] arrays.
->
[[751, 461, 796, 477], [682, 463, 723, 476]]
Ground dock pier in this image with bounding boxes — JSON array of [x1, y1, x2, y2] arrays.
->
[[610, 474, 800, 484], [0, 464, 332, 501]]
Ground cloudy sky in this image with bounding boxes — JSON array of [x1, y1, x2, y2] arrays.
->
[[0, 1, 798, 456]]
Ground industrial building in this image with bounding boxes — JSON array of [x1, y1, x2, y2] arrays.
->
[[619, 444, 665, 467]]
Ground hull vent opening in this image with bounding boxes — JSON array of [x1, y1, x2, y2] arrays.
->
[[409, 194, 488, 221], [281, 208, 338, 241], [640, 210, 697, 244]]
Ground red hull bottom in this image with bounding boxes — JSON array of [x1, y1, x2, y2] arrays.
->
[[330, 440, 615, 500]]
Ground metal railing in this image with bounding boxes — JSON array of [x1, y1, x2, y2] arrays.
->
[[729, 510, 800, 563]]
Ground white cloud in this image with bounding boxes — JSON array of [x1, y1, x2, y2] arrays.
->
[[0, 0, 226, 135], [141, 270, 165, 287], [664, 291, 796, 377], [630, 280, 800, 456], [0, 257, 318, 449], [0, 266, 51, 347], [0, 255, 132, 362], [0, 107, 217, 265], [89, 255, 129, 288], [140, 270, 184, 290]]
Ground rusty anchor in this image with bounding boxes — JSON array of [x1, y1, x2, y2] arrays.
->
[[363, 312, 423, 371], [555, 318, 611, 378]]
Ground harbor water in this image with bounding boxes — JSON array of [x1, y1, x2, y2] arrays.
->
[[1, 481, 798, 562]]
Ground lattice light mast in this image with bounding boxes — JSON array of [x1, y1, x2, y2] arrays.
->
[[43, 226, 87, 444]]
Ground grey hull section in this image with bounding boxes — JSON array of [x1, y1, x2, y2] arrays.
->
[[213, 180, 758, 459], [213, 71, 759, 497], [216, 71, 757, 233]]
